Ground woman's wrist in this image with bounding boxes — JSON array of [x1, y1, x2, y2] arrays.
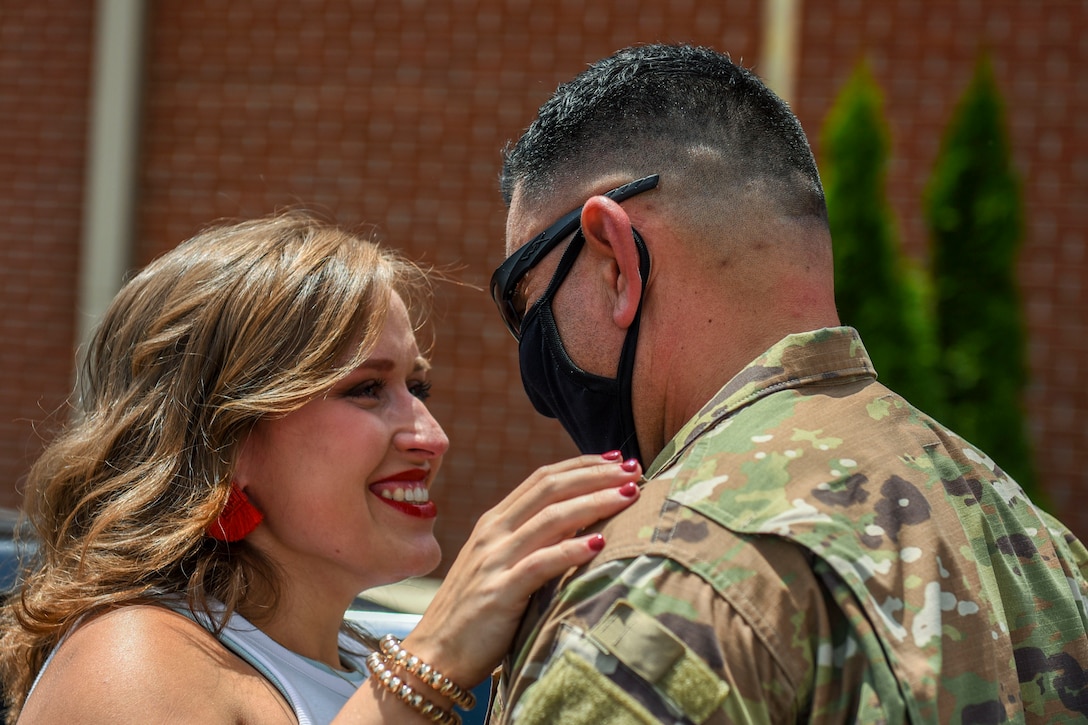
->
[[363, 634, 476, 724], [377, 635, 476, 710], [364, 651, 460, 724], [398, 627, 477, 693]]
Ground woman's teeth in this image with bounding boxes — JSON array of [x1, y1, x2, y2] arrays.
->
[[380, 487, 429, 503]]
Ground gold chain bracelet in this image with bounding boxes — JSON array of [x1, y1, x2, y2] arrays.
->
[[378, 634, 477, 711], [365, 652, 460, 725]]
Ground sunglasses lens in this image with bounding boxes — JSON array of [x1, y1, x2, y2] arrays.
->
[[490, 277, 521, 339], [504, 301, 521, 340]]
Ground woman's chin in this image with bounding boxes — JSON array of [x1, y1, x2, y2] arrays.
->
[[380, 537, 442, 583], [414, 541, 443, 577]]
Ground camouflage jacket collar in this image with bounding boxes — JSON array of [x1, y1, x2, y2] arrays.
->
[[646, 327, 875, 479]]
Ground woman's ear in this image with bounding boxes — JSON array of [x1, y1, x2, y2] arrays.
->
[[580, 195, 644, 329]]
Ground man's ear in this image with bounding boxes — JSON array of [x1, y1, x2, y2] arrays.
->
[[581, 195, 643, 330]]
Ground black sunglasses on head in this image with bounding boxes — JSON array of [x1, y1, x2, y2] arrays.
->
[[490, 174, 660, 340]]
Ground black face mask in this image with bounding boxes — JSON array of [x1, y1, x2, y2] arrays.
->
[[517, 229, 650, 463]]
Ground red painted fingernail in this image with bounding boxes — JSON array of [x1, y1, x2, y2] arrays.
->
[[601, 450, 623, 461], [621, 458, 639, 472], [619, 482, 639, 497], [588, 534, 606, 552]]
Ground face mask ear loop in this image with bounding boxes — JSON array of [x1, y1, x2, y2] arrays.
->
[[616, 227, 652, 464], [517, 230, 586, 347], [632, 227, 651, 293], [537, 231, 586, 307]]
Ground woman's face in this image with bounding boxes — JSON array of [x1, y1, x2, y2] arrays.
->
[[236, 292, 449, 601]]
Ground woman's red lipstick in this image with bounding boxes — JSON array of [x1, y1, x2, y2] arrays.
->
[[369, 469, 437, 519]]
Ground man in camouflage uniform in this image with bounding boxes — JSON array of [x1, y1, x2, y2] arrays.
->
[[487, 44, 1088, 722]]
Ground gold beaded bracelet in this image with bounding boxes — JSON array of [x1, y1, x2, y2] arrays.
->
[[365, 652, 460, 725], [378, 634, 477, 711]]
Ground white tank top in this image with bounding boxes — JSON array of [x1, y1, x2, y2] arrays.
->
[[28, 604, 370, 725], [194, 607, 370, 725]]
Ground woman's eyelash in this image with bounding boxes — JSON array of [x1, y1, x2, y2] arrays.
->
[[411, 380, 433, 401], [347, 380, 385, 398], [345, 379, 432, 401]]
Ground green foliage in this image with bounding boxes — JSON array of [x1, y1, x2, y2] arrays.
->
[[924, 56, 1038, 496], [820, 63, 941, 414]]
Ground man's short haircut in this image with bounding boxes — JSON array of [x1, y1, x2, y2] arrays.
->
[[501, 43, 827, 226]]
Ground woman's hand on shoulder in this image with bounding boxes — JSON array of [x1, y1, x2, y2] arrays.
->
[[17, 604, 294, 725], [402, 453, 642, 688]]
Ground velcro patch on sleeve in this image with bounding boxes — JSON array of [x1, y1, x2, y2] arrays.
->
[[589, 600, 730, 723], [517, 649, 658, 725]]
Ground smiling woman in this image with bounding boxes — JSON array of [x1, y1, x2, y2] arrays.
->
[[235, 291, 450, 611], [0, 213, 643, 725]]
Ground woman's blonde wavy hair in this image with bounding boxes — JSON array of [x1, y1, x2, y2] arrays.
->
[[0, 212, 433, 719]]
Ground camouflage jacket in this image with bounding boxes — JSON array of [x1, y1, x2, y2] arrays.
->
[[489, 327, 1088, 724]]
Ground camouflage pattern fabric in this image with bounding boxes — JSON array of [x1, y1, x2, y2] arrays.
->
[[490, 327, 1088, 724]]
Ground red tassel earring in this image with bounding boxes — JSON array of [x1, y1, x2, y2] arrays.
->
[[207, 483, 264, 542]]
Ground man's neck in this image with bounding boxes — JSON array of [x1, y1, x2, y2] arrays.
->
[[636, 302, 840, 464]]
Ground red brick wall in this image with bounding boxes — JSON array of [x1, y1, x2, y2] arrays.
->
[[0, 1, 93, 508], [133, 0, 761, 570], [1, 0, 1086, 566]]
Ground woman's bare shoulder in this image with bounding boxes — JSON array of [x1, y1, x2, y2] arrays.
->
[[18, 604, 294, 724]]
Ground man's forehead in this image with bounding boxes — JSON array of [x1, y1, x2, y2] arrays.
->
[[503, 193, 535, 257], [503, 184, 556, 257]]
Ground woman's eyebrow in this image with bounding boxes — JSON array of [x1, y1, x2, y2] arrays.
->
[[357, 358, 395, 372], [354, 357, 431, 373]]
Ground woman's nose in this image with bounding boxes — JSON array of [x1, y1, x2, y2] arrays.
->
[[395, 400, 449, 458]]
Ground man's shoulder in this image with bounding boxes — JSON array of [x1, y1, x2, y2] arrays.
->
[[555, 483, 822, 670], [500, 541, 821, 724], [660, 379, 948, 525], [589, 467, 815, 584]]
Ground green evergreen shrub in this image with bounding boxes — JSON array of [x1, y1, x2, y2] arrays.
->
[[820, 63, 941, 414], [924, 56, 1039, 496]]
